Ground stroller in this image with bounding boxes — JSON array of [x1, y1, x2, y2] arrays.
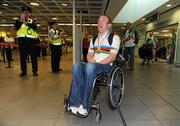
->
[[156, 47, 167, 60], [138, 44, 153, 65]]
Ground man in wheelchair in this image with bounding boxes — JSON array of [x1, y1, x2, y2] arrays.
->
[[67, 15, 120, 116]]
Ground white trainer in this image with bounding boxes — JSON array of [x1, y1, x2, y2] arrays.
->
[[68, 106, 78, 114], [78, 105, 88, 116]]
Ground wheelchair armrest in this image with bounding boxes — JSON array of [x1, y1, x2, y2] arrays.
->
[[113, 54, 125, 66]]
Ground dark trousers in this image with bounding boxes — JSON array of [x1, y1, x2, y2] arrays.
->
[[5, 46, 12, 61], [124, 46, 135, 69], [50, 44, 62, 72], [169, 45, 175, 64], [18, 37, 38, 73], [83, 48, 88, 62]]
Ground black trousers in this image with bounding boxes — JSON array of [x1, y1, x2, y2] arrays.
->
[[5, 46, 12, 61], [50, 44, 62, 72], [18, 37, 38, 73], [83, 48, 88, 62]]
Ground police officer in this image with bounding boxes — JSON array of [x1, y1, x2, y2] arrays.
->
[[49, 21, 64, 73], [14, 6, 38, 77]]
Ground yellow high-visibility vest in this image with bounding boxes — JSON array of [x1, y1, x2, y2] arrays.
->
[[49, 29, 62, 45], [17, 18, 37, 39]]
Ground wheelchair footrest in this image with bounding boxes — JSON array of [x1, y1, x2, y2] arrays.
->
[[90, 103, 100, 111]]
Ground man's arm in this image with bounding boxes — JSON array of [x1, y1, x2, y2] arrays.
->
[[87, 52, 96, 63], [123, 35, 131, 43], [49, 31, 59, 40], [27, 20, 37, 31], [14, 20, 23, 30], [123, 29, 134, 43], [99, 52, 117, 64]]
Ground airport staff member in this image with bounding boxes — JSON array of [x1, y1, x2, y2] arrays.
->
[[14, 6, 38, 77], [49, 21, 64, 73], [169, 29, 176, 64]]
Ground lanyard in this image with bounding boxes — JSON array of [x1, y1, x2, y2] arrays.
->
[[97, 32, 109, 50]]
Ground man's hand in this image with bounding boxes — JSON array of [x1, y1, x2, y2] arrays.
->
[[60, 28, 65, 35], [88, 58, 96, 63], [87, 53, 96, 63], [20, 13, 25, 22]]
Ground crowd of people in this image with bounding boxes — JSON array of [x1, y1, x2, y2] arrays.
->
[[0, 5, 178, 120], [0, 6, 177, 77]]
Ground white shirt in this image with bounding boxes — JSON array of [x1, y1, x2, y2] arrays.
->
[[124, 29, 135, 47], [88, 32, 120, 64]]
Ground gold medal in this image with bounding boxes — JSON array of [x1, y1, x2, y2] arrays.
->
[[96, 48, 101, 54]]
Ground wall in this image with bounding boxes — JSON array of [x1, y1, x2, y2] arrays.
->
[[140, 6, 180, 66]]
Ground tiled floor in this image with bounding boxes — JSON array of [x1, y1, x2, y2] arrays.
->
[[0, 54, 180, 126]]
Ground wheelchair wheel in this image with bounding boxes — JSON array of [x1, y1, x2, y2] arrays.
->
[[107, 66, 124, 109]]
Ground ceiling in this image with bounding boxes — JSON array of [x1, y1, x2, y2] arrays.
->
[[0, 0, 179, 37], [0, 0, 108, 35], [134, 0, 180, 27]]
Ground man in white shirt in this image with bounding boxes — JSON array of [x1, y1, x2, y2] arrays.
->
[[67, 15, 120, 116], [123, 22, 135, 71]]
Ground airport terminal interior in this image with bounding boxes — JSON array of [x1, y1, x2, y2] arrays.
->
[[0, 0, 180, 126]]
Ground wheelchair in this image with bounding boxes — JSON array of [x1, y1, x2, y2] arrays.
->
[[64, 53, 125, 123]]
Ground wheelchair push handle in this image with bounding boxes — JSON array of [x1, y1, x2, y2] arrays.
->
[[118, 54, 125, 62]]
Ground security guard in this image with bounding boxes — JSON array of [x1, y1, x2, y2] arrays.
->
[[14, 6, 38, 77], [49, 21, 64, 73]]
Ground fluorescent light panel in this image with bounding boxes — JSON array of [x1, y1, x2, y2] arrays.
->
[[166, 4, 172, 7], [30, 2, 40, 6], [0, 24, 13, 26], [2, 3, 8, 6], [57, 23, 98, 26], [113, 0, 169, 23], [62, 3, 68, 6]]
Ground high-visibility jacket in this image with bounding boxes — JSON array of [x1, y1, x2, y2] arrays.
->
[[17, 18, 37, 39], [49, 29, 62, 45]]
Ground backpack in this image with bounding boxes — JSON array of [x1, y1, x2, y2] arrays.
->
[[133, 30, 139, 45], [92, 33, 114, 46], [124, 29, 139, 45]]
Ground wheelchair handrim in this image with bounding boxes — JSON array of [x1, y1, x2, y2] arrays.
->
[[109, 67, 124, 108]]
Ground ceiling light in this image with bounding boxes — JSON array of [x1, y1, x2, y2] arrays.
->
[[163, 34, 170, 37], [153, 32, 159, 35], [0, 12, 2, 14], [0, 24, 14, 27], [57, 23, 98, 26], [166, 4, 172, 7], [29, 2, 40, 6], [2, 3, 9, 6], [13, 17, 18, 20], [62, 3, 68, 6], [52, 17, 58, 20], [142, 18, 146, 21], [162, 30, 169, 32]]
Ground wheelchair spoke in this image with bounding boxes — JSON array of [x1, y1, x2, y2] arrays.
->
[[112, 89, 120, 104]]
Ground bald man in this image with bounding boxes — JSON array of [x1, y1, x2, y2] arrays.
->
[[67, 15, 120, 116]]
